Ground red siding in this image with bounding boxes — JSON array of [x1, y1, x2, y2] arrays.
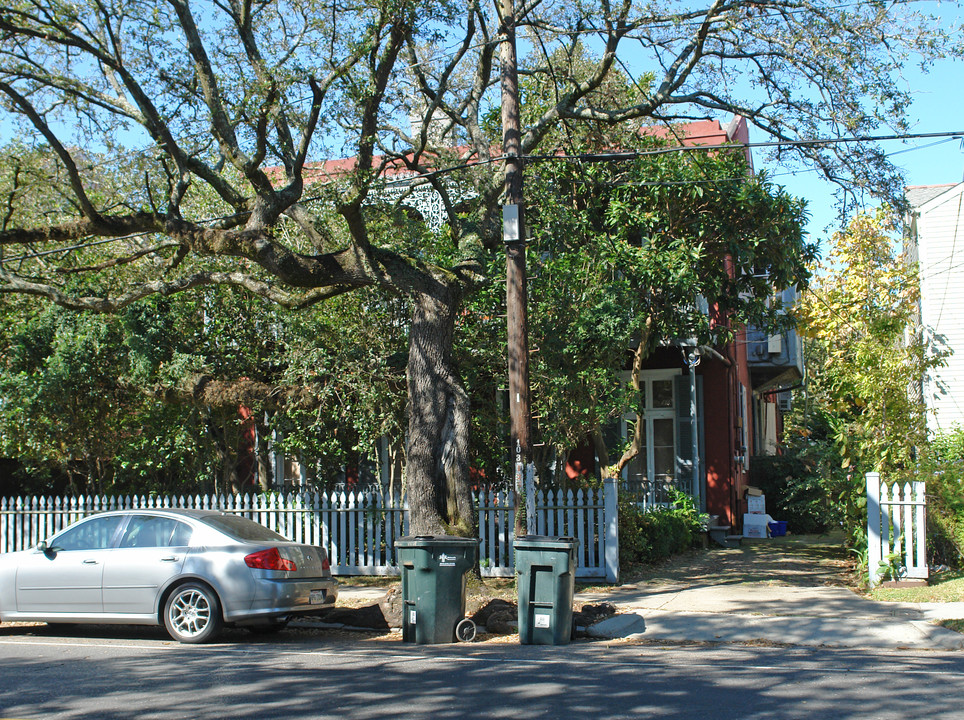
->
[[701, 356, 733, 525]]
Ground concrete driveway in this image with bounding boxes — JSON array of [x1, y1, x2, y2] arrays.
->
[[577, 534, 964, 650]]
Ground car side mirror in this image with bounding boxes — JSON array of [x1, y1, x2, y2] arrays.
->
[[37, 540, 54, 557]]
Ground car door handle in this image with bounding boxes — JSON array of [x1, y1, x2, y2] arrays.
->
[[83, 559, 99, 564], [161, 556, 179, 562]]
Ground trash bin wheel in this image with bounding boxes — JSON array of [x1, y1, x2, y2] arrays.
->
[[455, 618, 477, 643]]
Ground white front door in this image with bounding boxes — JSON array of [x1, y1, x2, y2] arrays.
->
[[621, 371, 679, 505]]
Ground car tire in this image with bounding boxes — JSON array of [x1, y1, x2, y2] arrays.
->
[[164, 582, 223, 643]]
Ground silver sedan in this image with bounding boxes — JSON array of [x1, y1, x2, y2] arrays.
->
[[0, 508, 338, 643]]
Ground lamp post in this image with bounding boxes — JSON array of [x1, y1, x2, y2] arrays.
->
[[686, 347, 702, 510]]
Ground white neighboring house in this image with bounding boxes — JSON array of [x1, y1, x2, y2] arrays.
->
[[905, 183, 964, 433]]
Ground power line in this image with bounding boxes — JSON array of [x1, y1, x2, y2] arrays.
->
[[525, 130, 964, 164], [4, 130, 964, 266], [888, 136, 961, 158]]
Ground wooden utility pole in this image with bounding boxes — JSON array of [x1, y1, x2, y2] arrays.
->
[[500, 0, 531, 537]]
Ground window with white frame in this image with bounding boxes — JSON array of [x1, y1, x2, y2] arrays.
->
[[616, 370, 680, 503]]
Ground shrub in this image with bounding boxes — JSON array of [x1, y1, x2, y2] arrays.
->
[[920, 426, 964, 568], [618, 489, 707, 566]]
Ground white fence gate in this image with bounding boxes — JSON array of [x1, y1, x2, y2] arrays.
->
[[0, 478, 619, 581], [866, 472, 927, 586]]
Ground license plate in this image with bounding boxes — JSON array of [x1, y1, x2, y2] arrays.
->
[[309, 589, 326, 605]]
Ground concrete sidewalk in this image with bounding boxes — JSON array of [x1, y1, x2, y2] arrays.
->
[[575, 537, 964, 650], [335, 585, 390, 605], [326, 536, 964, 650]]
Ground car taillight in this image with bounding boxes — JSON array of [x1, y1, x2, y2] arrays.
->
[[322, 556, 330, 572], [244, 547, 297, 571]]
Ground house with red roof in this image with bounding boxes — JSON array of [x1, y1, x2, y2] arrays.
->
[[257, 116, 802, 536], [562, 117, 801, 535]]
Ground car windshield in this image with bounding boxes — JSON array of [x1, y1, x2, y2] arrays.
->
[[200, 514, 289, 543]]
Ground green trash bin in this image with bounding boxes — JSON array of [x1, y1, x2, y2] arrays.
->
[[514, 535, 578, 645], [395, 535, 479, 644]]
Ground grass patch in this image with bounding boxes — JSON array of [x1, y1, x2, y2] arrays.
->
[[939, 619, 964, 634], [869, 569, 964, 603]]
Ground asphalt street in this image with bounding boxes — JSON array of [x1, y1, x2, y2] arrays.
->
[[4, 536, 964, 718], [2, 624, 964, 720]]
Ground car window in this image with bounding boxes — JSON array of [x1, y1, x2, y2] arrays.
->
[[119, 515, 194, 548], [199, 514, 288, 542], [53, 515, 126, 551]]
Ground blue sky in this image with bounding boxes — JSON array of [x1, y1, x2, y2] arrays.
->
[[2, 1, 958, 256], [756, 19, 964, 248]]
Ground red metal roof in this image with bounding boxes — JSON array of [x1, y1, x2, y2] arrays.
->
[[280, 117, 751, 185], [643, 116, 752, 169]]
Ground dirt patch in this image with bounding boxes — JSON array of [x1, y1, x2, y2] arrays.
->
[[314, 576, 615, 636]]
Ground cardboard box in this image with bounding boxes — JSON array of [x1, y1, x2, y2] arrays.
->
[[743, 523, 767, 538], [743, 513, 774, 538], [747, 494, 766, 514]]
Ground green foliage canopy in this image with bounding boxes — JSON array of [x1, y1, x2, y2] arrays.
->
[[0, 0, 954, 529], [790, 208, 943, 544], [456, 140, 814, 480]]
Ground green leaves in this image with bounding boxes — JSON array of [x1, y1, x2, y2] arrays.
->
[[786, 208, 940, 545], [0, 301, 206, 494], [464, 137, 813, 470]]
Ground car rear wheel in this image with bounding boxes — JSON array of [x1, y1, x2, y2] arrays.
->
[[164, 582, 223, 643]]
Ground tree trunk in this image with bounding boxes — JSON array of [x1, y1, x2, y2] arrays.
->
[[607, 318, 654, 479], [208, 415, 242, 495], [590, 428, 611, 480], [255, 414, 273, 492], [222, 455, 240, 495], [405, 283, 475, 536]]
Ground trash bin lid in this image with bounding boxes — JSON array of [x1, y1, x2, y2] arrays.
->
[[513, 535, 578, 550], [395, 535, 481, 548]]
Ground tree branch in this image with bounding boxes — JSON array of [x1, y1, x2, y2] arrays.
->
[[0, 267, 357, 312], [0, 81, 103, 223]]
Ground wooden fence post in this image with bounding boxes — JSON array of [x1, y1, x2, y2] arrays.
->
[[604, 476, 619, 584], [866, 472, 882, 586], [914, 480, 927, 577]]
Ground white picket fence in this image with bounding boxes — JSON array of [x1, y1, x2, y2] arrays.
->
[[866, 472, 928, 586], [0, 478, 619, 581]]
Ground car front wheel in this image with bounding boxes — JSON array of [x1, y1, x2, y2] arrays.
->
[[164, 582, 223, 643]]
